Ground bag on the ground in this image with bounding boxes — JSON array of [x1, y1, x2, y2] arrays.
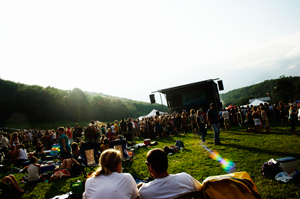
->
[[261, 161, 281, 179], [70, 180, 85, 199], [201, 171, 261, 199], [71, 163, 84, 175]]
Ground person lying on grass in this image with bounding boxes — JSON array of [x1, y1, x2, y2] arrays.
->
[[1, 174, 28, 195], [49, 158, 79, 182]]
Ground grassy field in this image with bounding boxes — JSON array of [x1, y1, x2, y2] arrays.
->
[[1, 121, 300, 198]]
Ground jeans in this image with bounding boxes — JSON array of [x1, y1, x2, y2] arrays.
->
[[211, 123, 220, 144], [198, 124, 207, 142]]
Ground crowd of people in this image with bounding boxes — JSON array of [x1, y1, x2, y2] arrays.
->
[[0, 101, 299, 198]]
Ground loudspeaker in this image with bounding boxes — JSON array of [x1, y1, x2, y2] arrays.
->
[[218, 80, 224, 91], [150, 94, 156, 104]]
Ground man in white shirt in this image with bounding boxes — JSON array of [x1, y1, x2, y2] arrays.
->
[[222, 108, 231, 132], [0, 132, 9, 156], [138, 149, 201, 199]]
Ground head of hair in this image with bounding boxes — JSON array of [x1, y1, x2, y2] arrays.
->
[[147, 148, 168, 174], [190, 109, 195, 114], [93, 149, 121, 177], [57, 127, 65, 133], [71, 142, 79, 152], [20, 144, 25, 149], [30, 157, 38, 164]]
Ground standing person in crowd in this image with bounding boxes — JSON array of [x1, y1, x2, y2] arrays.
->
[[261, 107, 267, 132], [246, 109, 254, 131], [279, 102, 286, 125], [120, 118, 127, 137], [181, 113, 188, 136], [197, 109, 207, 142], [66, 125, 73, 144], [175, 113, 182, 134], [114, 120, 120, 135], [288, 104, 297, 135], [138, 149, 201, 199], [85, 125, 96, 143], [127, 119, 134, 141], [207, 103, 221, 145], [74, 123, 83, 142], [190, 109, 198, 136], [154, 116, 164, 138], [57, 127, 71, 161], [83, 149, 138, 199], [236, 109, 243, 128], [222, 108, 231, 132], [0, 132, 9, 157], [252, 107, 262, 133]]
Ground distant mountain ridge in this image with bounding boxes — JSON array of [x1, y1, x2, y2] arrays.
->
[[220, 76, 300, 107]]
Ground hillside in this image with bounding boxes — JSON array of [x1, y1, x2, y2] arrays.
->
[[220, 76, 300, 107], [0, 79, 167, 126]]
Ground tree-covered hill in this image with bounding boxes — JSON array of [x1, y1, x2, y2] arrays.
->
[[220, 76, 300, 107], [0, 79, 167, 125]]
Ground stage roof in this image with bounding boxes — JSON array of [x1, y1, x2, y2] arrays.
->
[[156, 79, 217, 94]]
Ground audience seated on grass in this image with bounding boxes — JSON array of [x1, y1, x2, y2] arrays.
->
[[138, 148, 201, 199], [49, 158, 79, 182], [83, 149, 138, 199]]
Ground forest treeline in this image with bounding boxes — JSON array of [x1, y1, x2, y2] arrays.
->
[[220, 76, 300, 107], [0, 78, 166, 125]]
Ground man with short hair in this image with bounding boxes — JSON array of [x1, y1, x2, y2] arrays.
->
[[207, 103, 221, 145], [138, 149, 201, 199]]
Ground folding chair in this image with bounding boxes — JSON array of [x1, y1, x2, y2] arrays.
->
[[173, 190, 204, 199], [80, 142, 100, 167], [109, 140, 134, 168]]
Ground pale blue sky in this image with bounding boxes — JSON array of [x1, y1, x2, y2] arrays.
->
[[1, 0, 299, 105]]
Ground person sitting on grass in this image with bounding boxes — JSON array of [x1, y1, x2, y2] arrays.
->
[[49, 158, 78, 182], [1, 174, 28, 195], [7, 145, 18, 165], [25, 157, 44, 183], [138, 148, 201, 199], [83, 149, 138, 199], [71, 142, 81, 161], [33, 141, 45, 158]]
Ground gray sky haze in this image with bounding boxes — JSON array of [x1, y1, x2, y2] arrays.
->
[[1, 0, 299, 103]]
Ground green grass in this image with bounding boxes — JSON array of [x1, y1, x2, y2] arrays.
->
[[1, 121, 300, 198]]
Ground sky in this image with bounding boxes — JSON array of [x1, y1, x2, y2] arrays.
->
[[1, 0, 300, 105]]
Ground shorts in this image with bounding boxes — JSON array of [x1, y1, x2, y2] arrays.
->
[[192, 123, 198, 130], [254, 118, 261, 126], [224, 119, 230, 126]]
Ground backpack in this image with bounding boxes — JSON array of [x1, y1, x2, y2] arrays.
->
[[261, 162, 281, 179], [201, 171, 261, 199]]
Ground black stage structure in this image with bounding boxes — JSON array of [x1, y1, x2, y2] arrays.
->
[[154, 79, 223, 113]]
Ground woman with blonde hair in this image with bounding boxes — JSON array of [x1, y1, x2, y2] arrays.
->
[[83, 149, 138, 199]]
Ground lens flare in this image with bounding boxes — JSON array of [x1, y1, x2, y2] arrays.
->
[[200, 143, 236, 173]]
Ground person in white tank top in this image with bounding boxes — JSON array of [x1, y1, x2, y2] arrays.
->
[[26, 157, 42, 183]]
